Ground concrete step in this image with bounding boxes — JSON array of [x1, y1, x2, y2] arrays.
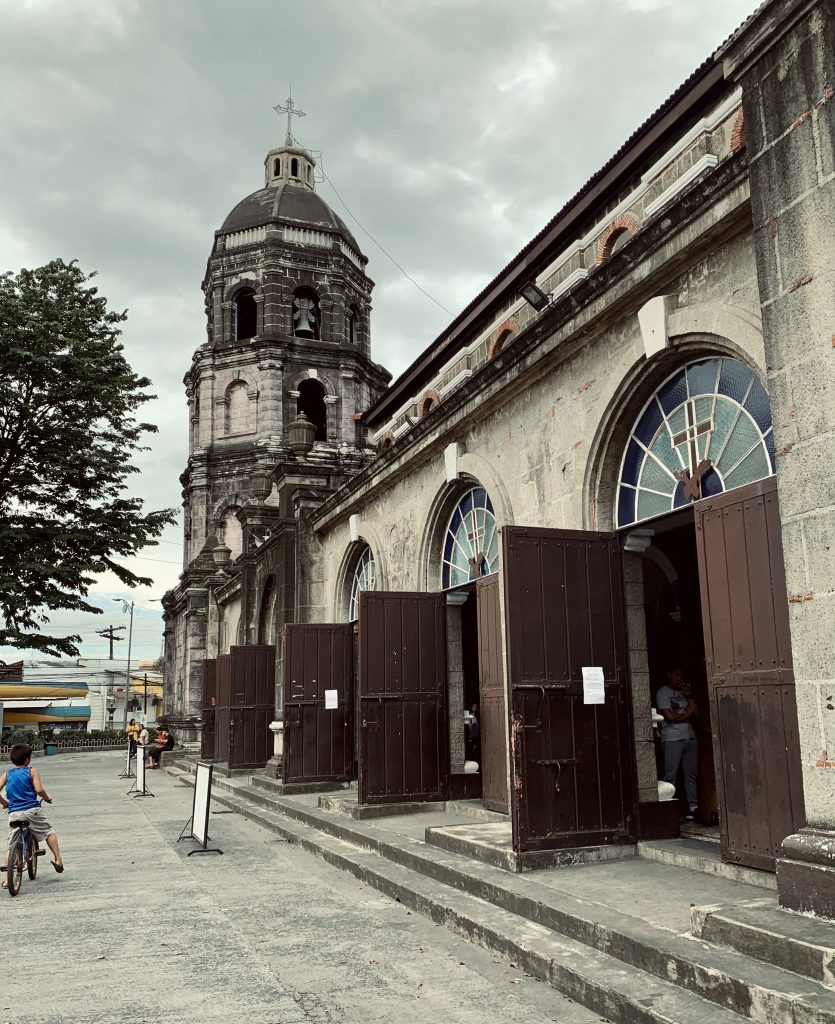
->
[[639, 836, 776, 891], [319, 793, 446, 819], [250, 775, 350, 797], [692, 898, 835, 988], [176, 773, 749, 1024], [170, 770, 835, 1024]]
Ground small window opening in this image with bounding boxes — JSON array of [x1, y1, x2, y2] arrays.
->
[[307, 165, 312, 182], [346, 306, 358, 346], [611, 229, 631, 255], [234, 287, 257, 341], [297, 379, 327, 442], [273, 158, 281, 177], [291, 157, 299, 178]]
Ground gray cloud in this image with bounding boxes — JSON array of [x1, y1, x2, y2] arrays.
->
[[0, 0, 756, 655]]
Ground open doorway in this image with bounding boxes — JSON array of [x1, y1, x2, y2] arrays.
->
[[638, 508, 718, 839], [448, 577, 509, 812]]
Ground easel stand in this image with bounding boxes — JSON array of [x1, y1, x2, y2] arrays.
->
[[177, 762, 223, 856], [126, 746, 155, 798], [118, 743, 135, 779]]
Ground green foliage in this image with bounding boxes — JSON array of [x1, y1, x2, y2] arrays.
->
[[0, 259, 176, 655], [3, 728, 42, 750]]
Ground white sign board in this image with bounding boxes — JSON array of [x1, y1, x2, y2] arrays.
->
[[192, 762, 212, 845], [582, 666, 605, 705], [324, 689, 338, 710], [136, 745, 147, 791]]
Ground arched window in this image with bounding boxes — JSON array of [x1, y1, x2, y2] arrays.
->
[[225, 381, 252, 435], [616, 357, 775, 528], [442, 486, 500, 589], [234, 288, 257, 341], [610, 229, 632, 255], [418, 389, 440, 419], [349, 546, 376, 621], [293, 287, 321, 339], [258, 575, 276, 644], [297, 379, 327, 441], [273, 158, 281, 177], [307, 165, 312, 182], [222, 509, 242, 560], [291, 157, 299, 178]]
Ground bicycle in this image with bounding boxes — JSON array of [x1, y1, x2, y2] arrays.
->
[[2, 820, 45, 897]]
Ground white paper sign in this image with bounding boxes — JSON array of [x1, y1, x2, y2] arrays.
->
[[324, 689, 338, 710], [582, 667, 605, 705]]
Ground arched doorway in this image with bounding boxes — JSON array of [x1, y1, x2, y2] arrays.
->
[[609, 355, 803, 871], [297, 379, 327, 441]]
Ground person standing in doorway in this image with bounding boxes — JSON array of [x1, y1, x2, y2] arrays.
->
[[657, 668, 699, 821]]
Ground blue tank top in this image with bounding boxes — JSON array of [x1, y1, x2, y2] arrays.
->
[[6, 766, 39, 813]]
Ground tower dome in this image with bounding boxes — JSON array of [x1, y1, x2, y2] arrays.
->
[[219, 134, 363, 259]]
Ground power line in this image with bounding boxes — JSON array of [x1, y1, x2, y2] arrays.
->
[[307, 142, 454, 318]]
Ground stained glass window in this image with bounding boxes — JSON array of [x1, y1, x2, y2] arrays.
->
[[349, 546, 376, 621], [616, 357, 775, 528], [442, 487, 500, 589]]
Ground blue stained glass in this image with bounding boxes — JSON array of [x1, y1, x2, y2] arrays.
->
[[673, 481, 688, 508], [686, 359, 720, 398], [460, 490, 473, 517], [621, 438, 644, 488], [484, 492, 494, 515], [743, 377, 772, 434], [634, 399, 663, 446], [448, 507, 463, 537], [719, 358, 753, 403], [617, 486, 636, 527], [658, 370, 688, 414], [701, 466, 723, 497], [443, 531, 456, 565]]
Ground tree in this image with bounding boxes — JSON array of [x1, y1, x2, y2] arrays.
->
[[0, 259, 176, 656]]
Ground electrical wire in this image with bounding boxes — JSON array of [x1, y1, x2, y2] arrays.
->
[[304, 141, 454, 318]]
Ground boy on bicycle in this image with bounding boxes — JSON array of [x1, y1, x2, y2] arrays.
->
[[0, 743, 64, 885]]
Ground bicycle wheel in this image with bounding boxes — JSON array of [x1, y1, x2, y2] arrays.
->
[[27, 837, 39, 880], [7, 833, 23, 896]]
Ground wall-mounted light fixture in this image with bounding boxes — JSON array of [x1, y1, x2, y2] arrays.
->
[[519, 281, 551, 311]]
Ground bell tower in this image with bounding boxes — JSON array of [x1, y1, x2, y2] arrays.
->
[[180, 109, 391, 565]]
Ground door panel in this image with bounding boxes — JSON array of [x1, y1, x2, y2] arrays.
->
[[201, 658, 217, 761], [358, 592, 447, 804], [214, 653, 231, 763], [283, 624, 354, 785], [476, 575, 509, 813], [225, 645, 275, 770], [695, 476, 805, 871], [503, 527, 636, 854]]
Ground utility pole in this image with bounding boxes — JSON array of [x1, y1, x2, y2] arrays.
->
[[95, 625, 125, 660], [113, 599, 135, 730]]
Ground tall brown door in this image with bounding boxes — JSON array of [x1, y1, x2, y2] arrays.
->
[[503, 527, 636, 854], [283, 624, 354, 785], [227, 645, 275, 771], [695, 476, 805, 871], [214, 653, 231, 763], [476, 575, 509, 813], [358, 592, 447, 805], [201, 658, 217, 761]]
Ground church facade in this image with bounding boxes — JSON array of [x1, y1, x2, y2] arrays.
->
[[164, 0, 835, 917]]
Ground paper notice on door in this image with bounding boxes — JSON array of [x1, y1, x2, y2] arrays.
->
[[324, 689, 338, 710], [582, 667, 605, 705]]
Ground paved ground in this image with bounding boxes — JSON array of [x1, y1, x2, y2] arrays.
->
[[1, 752, 606, 1024]]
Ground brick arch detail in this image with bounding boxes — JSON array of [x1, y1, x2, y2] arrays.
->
[[418, 388, 441, 419], [379, 430, 395, 450], [596, 212, 640, 265], [730, 107, 745, 151], [487, 317, 521, 361]]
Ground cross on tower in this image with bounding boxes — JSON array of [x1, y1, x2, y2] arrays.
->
[[672, 399, 714, 501], [273, 90, 306, 140]]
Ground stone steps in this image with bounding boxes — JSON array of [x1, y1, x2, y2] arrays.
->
[[165, 765, 835, 1024]]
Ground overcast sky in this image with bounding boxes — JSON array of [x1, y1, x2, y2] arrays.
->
[[0, 0, 756, 661]]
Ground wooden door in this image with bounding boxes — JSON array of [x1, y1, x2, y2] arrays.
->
[[283, 624, 354, 784], [503, 527, 636, 854], [695, 476, 805, 870], [214, 653, 231, 763], [358, 592, 447, 805], [476, 575, 509, 813], [201, 658, 216, 761], [227, 645, 275, 771]]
